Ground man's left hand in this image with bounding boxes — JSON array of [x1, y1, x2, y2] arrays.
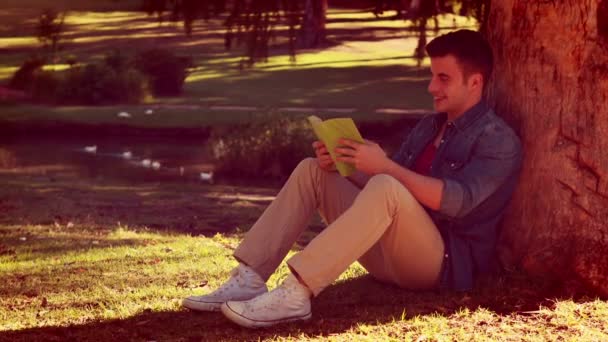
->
[[335, 138, 390, 175]]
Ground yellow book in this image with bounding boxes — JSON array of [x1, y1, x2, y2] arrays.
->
[[308, 115, 364, 177]]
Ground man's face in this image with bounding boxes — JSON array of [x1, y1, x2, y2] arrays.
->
[[427, 54, 479, 117]]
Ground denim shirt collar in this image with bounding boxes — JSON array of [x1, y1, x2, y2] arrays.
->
[[439, 100, 489, 131]]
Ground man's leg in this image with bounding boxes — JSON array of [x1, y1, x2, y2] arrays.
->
[[288, 174, 445, 295], [183, 157, 357, 312], [220, 174, 445, 328], [234, 157, 360, 281]]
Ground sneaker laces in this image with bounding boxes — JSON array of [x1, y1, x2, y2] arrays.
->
[[246, 274, 292, 309], [211, 267, 244, 296]]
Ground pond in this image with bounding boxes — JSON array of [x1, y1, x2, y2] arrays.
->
[[0, 135, 216, 184]]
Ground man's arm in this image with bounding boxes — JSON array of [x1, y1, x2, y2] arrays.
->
[[335, 138, 443, 209], [437, 124, 522, 218], [383, 160, 444, 210]]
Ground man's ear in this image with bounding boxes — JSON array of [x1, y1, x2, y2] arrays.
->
[[469, 73, 483, 91]]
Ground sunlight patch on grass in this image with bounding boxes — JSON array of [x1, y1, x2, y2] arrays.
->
[[0, 66, 18, 80], [69, 32, 181, 44], [0, 36, 38, 48], [326, 11, 478, 30], [64, 11, 146, 26], [186, 37, 427, 85], [42, 64, 70, 72]]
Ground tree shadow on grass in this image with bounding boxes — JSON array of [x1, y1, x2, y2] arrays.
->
[[0, 271, 576, 342], [0, 168, 277, 237]]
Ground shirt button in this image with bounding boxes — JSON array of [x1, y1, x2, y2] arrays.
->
[[444, 253, 449, 258], [440, 139, 445, 144], [450, 163, 455, 167]]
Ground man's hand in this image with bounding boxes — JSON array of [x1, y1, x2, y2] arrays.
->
[[335, 138, 389, 175], [312, 141, 336, 172]]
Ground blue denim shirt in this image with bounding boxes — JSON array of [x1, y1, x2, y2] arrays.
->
[[391, 101, 523, 291]]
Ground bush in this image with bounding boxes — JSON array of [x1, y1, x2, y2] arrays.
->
[[8, 51, 151, 105], [30, 70, 61, 103], [8, 56, 46, 91], [104, 49, 130, 72], [208, 113, 315, 180], [57, 63, 150, 105], [135, 48, 192, 96]]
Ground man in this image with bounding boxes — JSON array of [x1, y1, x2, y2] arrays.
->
[[182, 29, 522, 328]]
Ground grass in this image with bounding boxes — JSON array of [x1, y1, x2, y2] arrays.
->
[[2, 224, 608, 341], [1, 167, 608, 341], [0, 4, 476, 129]]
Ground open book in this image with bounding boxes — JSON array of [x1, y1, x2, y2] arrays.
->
[[308, 115, 364, 177]]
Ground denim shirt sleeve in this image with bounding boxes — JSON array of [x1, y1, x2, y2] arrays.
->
[[439, 122, 523, 218]]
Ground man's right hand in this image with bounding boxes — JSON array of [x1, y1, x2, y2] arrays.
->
[[312, 141, 336, 172]]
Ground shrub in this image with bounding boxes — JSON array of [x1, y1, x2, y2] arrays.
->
[[135, 48, 192, 96], [104, 49, 130, 72], [58, 63, 150, 105], [30, 70, 61, 103], [8, 56, 46, 91], [208, 113, 315, 180]]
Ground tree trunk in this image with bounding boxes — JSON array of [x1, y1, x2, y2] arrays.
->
[[486, 0, 608, 296], [297, 0, 327, 48]]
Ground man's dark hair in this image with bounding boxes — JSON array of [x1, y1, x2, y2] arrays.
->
[[425, 29, 493, 86]]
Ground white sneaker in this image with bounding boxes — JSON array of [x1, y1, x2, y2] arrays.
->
[[182, 263, 268, 312], [221, 273, 312, 328]]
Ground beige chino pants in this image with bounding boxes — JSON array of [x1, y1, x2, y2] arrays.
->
[[234, 158, 445, 296]]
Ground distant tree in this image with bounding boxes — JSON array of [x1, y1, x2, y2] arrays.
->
[[36, 8, 67, 64]]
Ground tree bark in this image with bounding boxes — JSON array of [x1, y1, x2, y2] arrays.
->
[[297, 0, 327, 48], [485, 0, 608, 296]]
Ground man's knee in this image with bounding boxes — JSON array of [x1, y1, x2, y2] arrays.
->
[[366, 174, 414, 202], [367, 174, 400, 190], [291, 157, 323, 182], [294, 157, 319, 174]]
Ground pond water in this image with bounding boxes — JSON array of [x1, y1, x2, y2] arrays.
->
[[0, 135, 216, 183]]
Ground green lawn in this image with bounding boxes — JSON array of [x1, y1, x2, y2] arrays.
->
[[0, 3, 477, 128], [2, 224, 608, 341], [1, 172, 607, 341]]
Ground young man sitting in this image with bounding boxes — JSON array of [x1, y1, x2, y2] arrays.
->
[[182, 29, 523, 329]]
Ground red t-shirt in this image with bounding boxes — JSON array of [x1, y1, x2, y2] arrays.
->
[[413, 142, 437, 175]]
